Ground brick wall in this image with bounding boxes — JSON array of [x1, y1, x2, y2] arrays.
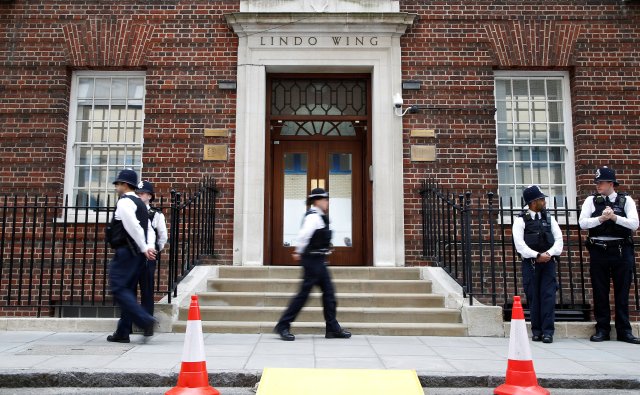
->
[[400, 1, 640, 266]]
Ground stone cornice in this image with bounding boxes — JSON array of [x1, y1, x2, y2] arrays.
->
[[226, 12, 417, 36]]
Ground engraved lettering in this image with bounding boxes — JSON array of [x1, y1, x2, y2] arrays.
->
[[355, 37, 364, 46], [308, 37, 317, 45], [294, 36, 302, 45], [332, 36, 342, 45], [370, 36, 378, 46]]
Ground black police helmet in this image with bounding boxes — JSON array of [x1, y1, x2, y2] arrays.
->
[[594, 167, 619, 186], [113, 169, 138, 188], [306, 188, 329, 205], [522, 185, 547, 206], [136, 180, 155, 202]]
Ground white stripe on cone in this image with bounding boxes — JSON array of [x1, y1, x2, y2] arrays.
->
[[507, 317, 532, 361], [181, 320, 206, 363]]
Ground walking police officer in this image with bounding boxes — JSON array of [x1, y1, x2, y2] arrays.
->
[[274, 188, 351, 341], [106, 169, 157, 343], [579, 167, 640, 344], [135, 180, 168, 337], [513, 185, 563, 344]]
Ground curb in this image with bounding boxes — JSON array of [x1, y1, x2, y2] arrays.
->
[[0, 372, 638, 390]]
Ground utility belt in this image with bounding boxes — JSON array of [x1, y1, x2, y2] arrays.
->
[[586, 236, 633, 250], [303, 248, 332, 257]]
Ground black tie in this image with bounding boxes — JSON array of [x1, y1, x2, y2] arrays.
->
[[535, 213, 539, 221]]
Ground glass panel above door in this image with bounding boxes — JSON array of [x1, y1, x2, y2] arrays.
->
[[282, 152, 308, 247], [271, 79, 367, 116]]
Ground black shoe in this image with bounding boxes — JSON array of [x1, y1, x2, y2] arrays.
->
[[617, 333, 640, 344], [531, 335, 542, 342], [590, 332, 610, 342], [107, 333, 130, 343], [325, 329, 351, 339], [143, 327, 154, 337], [275, 327, 295, 341], [542, 335, 553, 344]]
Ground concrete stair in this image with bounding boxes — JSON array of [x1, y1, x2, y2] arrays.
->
[[172, 266, 467, 336]]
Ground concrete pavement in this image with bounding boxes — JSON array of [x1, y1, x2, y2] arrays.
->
[[0, 331, 639, 391]]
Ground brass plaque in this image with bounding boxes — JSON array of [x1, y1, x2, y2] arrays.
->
[[410, 129, 435, 138], [411, 145, 436, 162], [204, 128, 228, 137], [204, 144, 228, 161]]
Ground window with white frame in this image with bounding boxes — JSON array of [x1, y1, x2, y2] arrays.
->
[[494, 72, 575, 208], [65, 72, 145, 208]]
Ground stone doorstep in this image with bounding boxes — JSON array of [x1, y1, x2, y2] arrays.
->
[[207, 278, 433, 293], [217, 266, 422, 280], [504, 321, 640, 339]]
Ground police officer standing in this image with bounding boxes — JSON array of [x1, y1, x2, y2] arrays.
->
[[136, 180, 168, 337], [512, 185, 563, 344], [273, 188, 351, 341], [579, 167, 640, 344], [106, 169, 157, 343]]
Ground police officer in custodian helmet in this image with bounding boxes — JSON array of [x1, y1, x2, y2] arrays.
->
[[106, 169, 157, 343], [579, 167, 640, 344], [273, 188, 351, 341], [512, 185, 563, 344]]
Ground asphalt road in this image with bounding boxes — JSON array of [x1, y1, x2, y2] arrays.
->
[[1, 388, 639, 395]]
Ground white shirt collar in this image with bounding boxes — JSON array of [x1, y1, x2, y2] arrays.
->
[[310, 206, 325, 215]]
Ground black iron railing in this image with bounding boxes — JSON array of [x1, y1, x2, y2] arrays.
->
[[0, 176, 219, 316], [419, 179, 640, 321]]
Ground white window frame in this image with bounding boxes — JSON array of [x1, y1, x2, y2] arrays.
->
[[494, 71, 576, 216], [63, 71, 146, 222]]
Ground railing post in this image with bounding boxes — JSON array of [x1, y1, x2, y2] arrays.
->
[[463, 192, 473, 305], [488, 192, 497, 305]]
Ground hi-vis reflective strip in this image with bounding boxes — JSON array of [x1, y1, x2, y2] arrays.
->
[[507, 317, 533, 361], [181, 320, 206, 362]]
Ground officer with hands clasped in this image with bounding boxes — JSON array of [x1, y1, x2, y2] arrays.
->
[[106, 169, 157, 343], [273, 188, 351, 341], [135, 180, 168, 337], [579, 167, 640, 344], [512, 185, 563, 344]]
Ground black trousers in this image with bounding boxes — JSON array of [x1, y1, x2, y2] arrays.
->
[[138, 259, 156, 316], [588, 245, 635, 336], [109, 247, 155, 337], [522, 259, 557, 337], [275, 255, 341, 333]]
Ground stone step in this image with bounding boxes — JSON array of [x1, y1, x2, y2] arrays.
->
[[196, 291, 446, 308], [217, 266, 421, 280], [172, 320, 468, 336], [207, 278, 432, 294], [178, 306, 461, 323]]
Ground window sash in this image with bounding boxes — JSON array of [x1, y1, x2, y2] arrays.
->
[[64, 71, 146, 214], [494, 72, 575, 209]]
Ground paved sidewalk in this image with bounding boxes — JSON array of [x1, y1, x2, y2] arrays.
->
[[0, 331, 639, 390]]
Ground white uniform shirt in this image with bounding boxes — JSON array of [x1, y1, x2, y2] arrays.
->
[[114, 192, 156, 253], [147, 204, 168, 251], [578, 192, 639, 238], [294, 206, 328, 255], [512, 210, 563, 259]]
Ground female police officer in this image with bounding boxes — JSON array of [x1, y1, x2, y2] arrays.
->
[[273, 188, 351, 341]]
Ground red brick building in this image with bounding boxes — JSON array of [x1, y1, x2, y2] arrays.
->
[[1, 0, 639, 272]]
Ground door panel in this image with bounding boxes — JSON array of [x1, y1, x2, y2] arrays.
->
[[271, 140, 363, 265]]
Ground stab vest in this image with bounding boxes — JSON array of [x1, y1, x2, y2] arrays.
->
[[303, 209, 332, 255], [588, 193, 631, 238], [106, 194, 149, 250], [148, 206, 162, 251], [521, 210, 555, 253]]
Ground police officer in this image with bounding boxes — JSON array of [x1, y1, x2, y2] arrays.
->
[[512, 185, 563, 344], [135, 180, 168, 337], [273, 188, 351, 341], [579, 167, 640, 344], [106, 169, 157, 343]]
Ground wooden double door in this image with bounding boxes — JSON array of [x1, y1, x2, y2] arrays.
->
[[270, 139, 365, 265]]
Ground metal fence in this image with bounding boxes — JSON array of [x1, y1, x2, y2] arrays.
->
[[419, 179, 640, 321], [0, 176, 219, 316]]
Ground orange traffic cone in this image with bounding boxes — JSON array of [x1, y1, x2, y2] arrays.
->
[[494, 296, 549, 395], [166, 295, 220, 395]]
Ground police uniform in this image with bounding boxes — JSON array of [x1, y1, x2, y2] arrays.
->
[[107, 170, 157, 343], [512, 185, 563, 343], [274, 188, 351, 341], [135, 181, 168, 336], [579, 167, 640, 344]]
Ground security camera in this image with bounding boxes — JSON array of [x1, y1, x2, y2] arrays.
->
[[393, 93, 403, 108]]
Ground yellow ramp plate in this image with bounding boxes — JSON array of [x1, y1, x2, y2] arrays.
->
[[257, 368, 423, 395]]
